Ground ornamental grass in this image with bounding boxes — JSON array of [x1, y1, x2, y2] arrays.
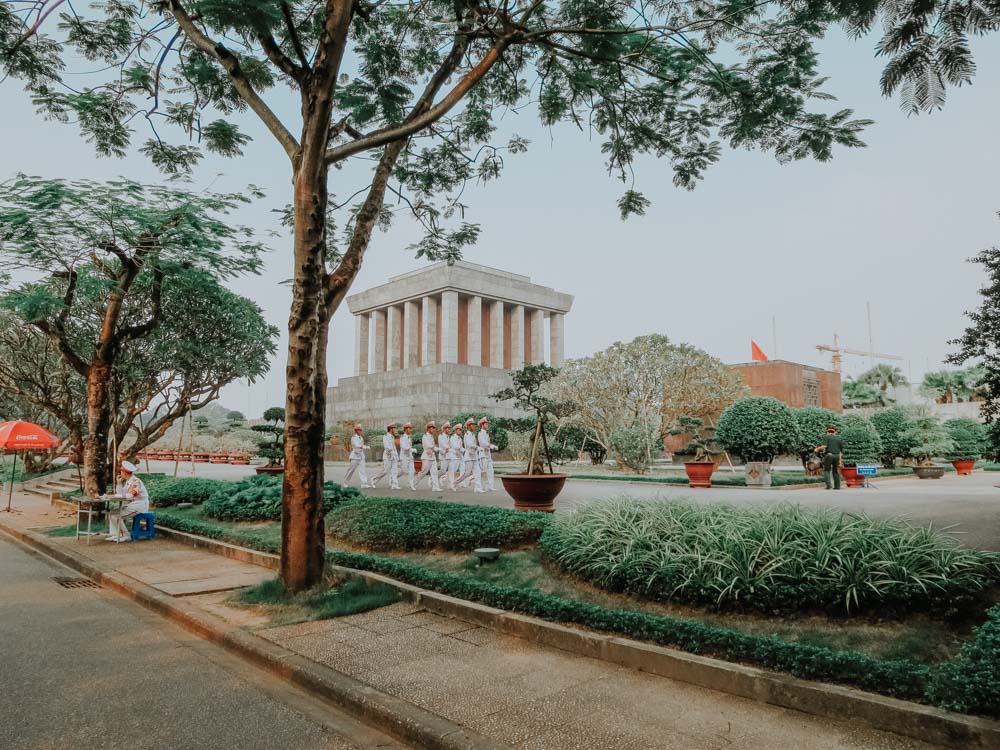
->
[[540, 499, 1000, 614]]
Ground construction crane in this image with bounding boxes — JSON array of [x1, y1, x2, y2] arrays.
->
[[816, 334, 903, 373]]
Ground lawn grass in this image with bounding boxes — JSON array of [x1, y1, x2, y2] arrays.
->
[[42, 524, 80, 537], [234, 575, 400, 626]]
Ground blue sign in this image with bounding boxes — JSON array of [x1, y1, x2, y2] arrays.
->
[[856, 463, 878, 476]]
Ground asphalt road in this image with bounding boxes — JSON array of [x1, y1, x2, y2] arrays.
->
[[0, 533, 406, 750]]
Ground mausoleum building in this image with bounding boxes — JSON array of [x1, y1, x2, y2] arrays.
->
[[326, 262, 573, 428]]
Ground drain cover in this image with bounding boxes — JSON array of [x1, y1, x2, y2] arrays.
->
[[52, 576, 99, 589]]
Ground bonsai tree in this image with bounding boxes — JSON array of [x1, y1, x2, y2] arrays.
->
[[194, 415, 210, 432], [870, 407, 917, 467], [839, 413, 883, 468], [901, 410, 955, 466], [944, 418, 986, 462], [252, 407, 286, 467], [492, 364, 568, 475], [792, 407, 842, 469], [669, 416, 722, 464], [715, 397, 800, 464], [226, 410, 246, 429]]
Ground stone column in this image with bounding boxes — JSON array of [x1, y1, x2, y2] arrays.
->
[[387, 305, 402, 370], [420, 295, 438, 366], [403, 300, 420, 368], [489, 300, 504, 368], [440, 290, 459, 364], [529, 308, 544, 364], [354, 314, 369, 376], [550, 312, 565, 367], [509, 304, 524, 370], [371, 308, 386, 372], [467, 295, 482, 367]]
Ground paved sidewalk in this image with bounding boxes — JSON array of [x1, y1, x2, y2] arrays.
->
[[0, 489, 944, 750]]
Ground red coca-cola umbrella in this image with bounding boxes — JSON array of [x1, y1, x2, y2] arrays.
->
[[1, 420, 62, 512]]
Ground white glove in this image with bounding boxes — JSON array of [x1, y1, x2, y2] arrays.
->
[[490, 444, 498, 451]]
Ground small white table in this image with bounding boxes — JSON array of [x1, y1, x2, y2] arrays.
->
[[76, 496, 125, 544]]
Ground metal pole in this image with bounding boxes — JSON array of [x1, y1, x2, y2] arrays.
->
[[5, 452, 17, 512]]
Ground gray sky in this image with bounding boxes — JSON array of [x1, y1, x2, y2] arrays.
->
[[3, 30, 999, 416]]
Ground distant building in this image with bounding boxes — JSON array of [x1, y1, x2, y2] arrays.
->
[[730, 360, 842, 412], [326, 261, 573, 429]]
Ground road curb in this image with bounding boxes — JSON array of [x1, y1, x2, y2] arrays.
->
[[152, 523, 1000, 750], [0, 523, 511, 750]]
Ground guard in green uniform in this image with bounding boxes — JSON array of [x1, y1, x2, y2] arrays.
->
[[815, 426, 844, 490]]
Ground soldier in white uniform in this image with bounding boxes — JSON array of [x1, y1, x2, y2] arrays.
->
[[371, 423, 400, 490], [457, 418, 484, 492], [438, 422, 454, 491], [105, 460, 149, 543], [477, 417, 498, 491], [398, 422, 416, 490], [448, 424, 465, 492], [414, 421, 442, 491], [343, 424, 372, 488]]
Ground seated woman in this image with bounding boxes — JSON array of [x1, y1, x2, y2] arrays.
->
[[105, 460, 149, 543]]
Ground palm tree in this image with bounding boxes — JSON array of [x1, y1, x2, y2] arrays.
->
[[920, 370, 964, 404], [857, 364, 909, 396], [842, 379, 881, 408]]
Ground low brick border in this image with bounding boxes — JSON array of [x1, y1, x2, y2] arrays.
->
[[0, 524, 510, 750], [151, 524, 1000, 750]]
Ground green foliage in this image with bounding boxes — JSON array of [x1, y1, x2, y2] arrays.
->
[[203, 475, 359, 521], [236, 576, 400, 621], [950, 240, 1000, 421], [792, 407, 842, 459], [925, 605, 1000, 717], [609, 424, 662, 474], [842, 379, 883, 407], [326, 496, 550, 551], [870, 408, 917, 467], [857, 364, 909, 392], [540, 499, 1000, 615], [450, 411, 508, 451], [715, 397, 800, 463], [252, 406, 285, 466], [903, 411, 956, 464], [148, 477, 238, 508], [944, 418, 987, 461], [262, 406, 285, 423], [839, 413, 883, 467], [493, 364, 570, 473]]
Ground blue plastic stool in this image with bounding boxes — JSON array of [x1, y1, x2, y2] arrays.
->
[[130, 512, 155, 541]]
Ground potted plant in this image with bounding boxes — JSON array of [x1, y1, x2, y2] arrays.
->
[[669, 416, 722, 488], [839, 413, 883, 487], [252, 406, 286, 475], [492, 364, 569, 512], [902, 410, 954, 479], [793, 406, 841, 476], [944, 417, 986, 475], [716, 397, 799, 487]]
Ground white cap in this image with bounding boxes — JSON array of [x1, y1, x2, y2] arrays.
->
[[354, 424, 363, 431], [426, 420, 436, 429], [121, 460, 137, 474], [479, 417, 488, 425], [386, 422, 396, 430], [403, 422, 412, 429], [465, 418, 475, 426], [442, 421, 451, 429]]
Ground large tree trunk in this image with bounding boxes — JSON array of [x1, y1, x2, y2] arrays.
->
[[280, 163, 331, 592], [82, 362, 112, 496]]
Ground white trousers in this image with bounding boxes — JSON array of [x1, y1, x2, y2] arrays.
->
[[445, 458, 462, 490], [457, 457, 483, 492], [108, 499, 148, 541], [398, 453, 415, 489], [343, 457, 370, 487], [480, 453, 495, 491], [371, 454, 400, 489], [415, 455, 441, 491]]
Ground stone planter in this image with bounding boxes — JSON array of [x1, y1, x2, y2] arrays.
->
[[500, 473, 567, 512], [232, 454, 250, 465], [413, 459, 423, 473], [193, 452, 210, 463], [744, 462, 771, 488], [209, 453, 228, 464], [913, 465, 946, 480], [255, 465, 284, 476], [683, 461, 715, 488], [841, 465, 864, 488], [951, 459, 975, 476]]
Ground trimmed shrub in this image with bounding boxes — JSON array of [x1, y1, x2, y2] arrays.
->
[[609, 424, 661, 473], [716, 396, 800, 463], [327, 496, 550, 551], [539, 499, 1000, 614], [792, 406, 842, 463], [203, 475, 360, 521], [944, 418, 987, 461], [148, 477, 238, 507], [839, 413, 883, 467], [926, 605, 1000, 717], [870, 408, 917, 467]]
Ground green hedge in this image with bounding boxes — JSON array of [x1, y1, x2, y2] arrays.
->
[[925, 605, 1000, 716], [152, 512, 998, 716], [149, 477, 239, 507], [326, 496, 550, 551], [202, 475, 360, 521]]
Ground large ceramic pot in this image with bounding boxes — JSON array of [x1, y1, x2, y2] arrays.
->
[[951, 460, 975, 476], [193, 452, 210, 463], [913, 465, 946, 480], [683, 461, 715, 488], [500, 473, 567, 512], [255, 465, 285, 476], [842, 465, 864, 488], [744, 461, 772, 488], [413, 459, 423, 473], [209, 453, 228, 464]]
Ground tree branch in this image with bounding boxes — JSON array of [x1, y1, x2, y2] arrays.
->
[[258, 30, 306, 82], [281, 2, 311, 70], [119, 264, 165, 342]]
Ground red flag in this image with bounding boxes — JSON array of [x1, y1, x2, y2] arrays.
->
[[751, 340, 768, 362]]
